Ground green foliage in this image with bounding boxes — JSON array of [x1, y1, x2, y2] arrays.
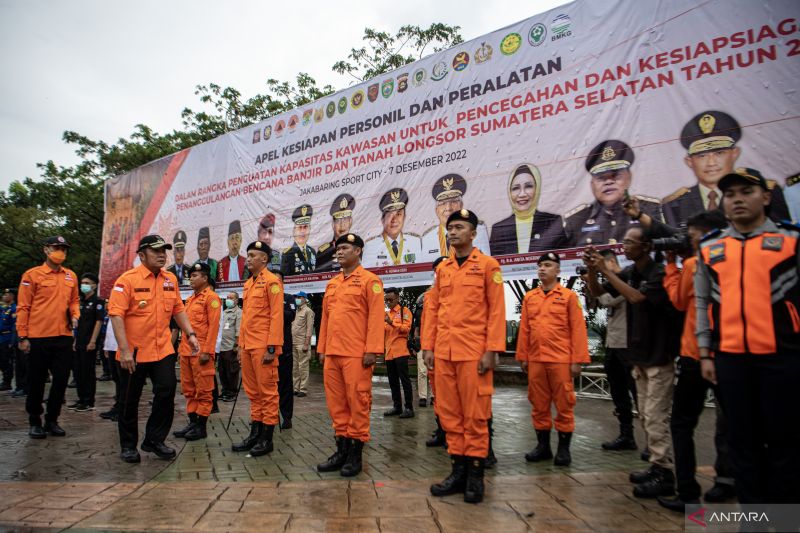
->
[[0, 24, 463, 290]]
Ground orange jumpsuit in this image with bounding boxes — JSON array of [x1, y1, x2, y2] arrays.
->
[[384, 304, 412, 359], [421, 248, 505, 457], [318, 264, 384, 442], [516, 283, 589, 432], [239, 268, 283, 426], [178, 286, 221, 417]]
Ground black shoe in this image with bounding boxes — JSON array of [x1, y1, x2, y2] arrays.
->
[[44, 421, 66, 437], [184, 416, 208, 441], [630, 464, 658, 484], [633, 466, 675, 499], [657, 495, 699, 513], [464, 457, 485, 504], [250, 425, 275, 457], [553, 432, 572, 467], [419, 398, 427, 408], [74, 404, 94, 412], [426, 417, 446, 447], [383, 407, 402, 417], [340, 439, 364, 477], [120, 448, 141, 463], [98, 374, 112, 382], [704, 483, 737, 503], [173, 413, 198, 438], [280, 419, 292, 430], [399, 409, 414, 419], [641, 447, 651, 462], [141, 441, 176, 460], [232, 422, 262, 452], [602, 430, 637, 451], [29, 425, 46, 439], [431, 455, 468, 496], [99, 408, 118, 420], [67, 401, 81, 410], [525, 430, 553, 462], [296, 392, 307, 398], [11, 389, 27, 398], [317, 436, 351, 472]]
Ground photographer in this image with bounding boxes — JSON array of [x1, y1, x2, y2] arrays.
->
[[584, 227, 682, 499]]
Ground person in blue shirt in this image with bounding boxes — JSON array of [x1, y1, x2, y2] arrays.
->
[[0, 289, 18, 391]]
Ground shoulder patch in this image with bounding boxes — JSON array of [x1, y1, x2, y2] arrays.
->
[[283, 247, 293, 253], [662, 187, 690, 204], [787, 173, 800, 187], [700, 228, 723, 242], [319, 242, 331, 252], [635, 195, 661, 204], [210, 299, 220, 309], [492, 271, 503, 284], [564, 204, 588, 219], [372, 282, 382, 294], [270, 284, 280, 294]]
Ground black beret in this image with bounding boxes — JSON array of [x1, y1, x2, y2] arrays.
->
[[246, 241, 272, 255], [537, 252, 561, 265], [680, 110, 741, 155], [585, 140, 634, 175], [432, 174, 466, 201], [190, 262, 211, 275], [330, 194, 355, 219], [445, 208, 478, 227], [335, 233, 365, 248]]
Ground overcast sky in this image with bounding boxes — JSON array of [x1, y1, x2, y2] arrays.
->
[[0, 0, 567, 190]]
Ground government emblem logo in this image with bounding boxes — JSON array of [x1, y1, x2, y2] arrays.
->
[[452, 51, 469, 71], [302, 109, 313, 126], [287, 114, 299, 132], [550, 14, 573, 41], [337, 96, 348, 114], [474, 42, 492, 63], [412, 68, 427, 86], [431, 61, 448, 81], [500, 32, 522, 55], [528, 23, 547, 46], [275, 119, 285, 137], [326, 101, 336, 118], [368, 83, 379, 102], [397, 73, 408, 93], [351, 90, 365, 109], [313, 107, 324, 123], [381, 79, 394, 98]]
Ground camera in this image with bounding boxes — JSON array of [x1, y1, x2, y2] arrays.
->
[[575, 266, 588, 275], [652, 233, 691, 252]]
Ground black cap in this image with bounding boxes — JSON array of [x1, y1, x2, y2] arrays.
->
[[585, 140, 634, 175], [292, 204, 313, 225], [432, 174, 466, 201], [246, 241, 272, 255], [537, 252, 561, 265], [379, 188, 408, 212], [228, 220, 242, 236], [718, 167, 769, 192], [81, 272, 99, 283], [432, 256, 447, 271], [137, 234, 172, 252], [445, 208, 478, 227], [335, 233, 365, 248], [330, 194, 355, 219], [681, 110, 741, 155], [198, 227, 210, 242], [173, 230, 187, 248], [44, 236, 71, 248]]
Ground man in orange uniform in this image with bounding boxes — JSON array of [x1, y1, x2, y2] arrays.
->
[[17, 236, 80, 439], [231, 240, 283, 457], [516, 252, 589, 467], [316, 233, 384, 477], [173, 263, 221, 441], [422, 209, 505, 504], [383, 287, 414, 418], [108, 235, 200, 463]]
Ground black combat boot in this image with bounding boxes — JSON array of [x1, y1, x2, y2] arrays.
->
[[463, 457, 486, 503], [601, 424, 637, 451], [184, 415, 208, 441], [317, 436, 350, 472], [173, 413, 197, 438], [340, 439, 364, 477], [426, 417, 446, 447], [524, 430, 553, 462], [232, 421, 262, 452], [250, 424, 275, 456], [430, 455, 468, 496], [553, 432, 572, 466], [633, 465, 676, 498]]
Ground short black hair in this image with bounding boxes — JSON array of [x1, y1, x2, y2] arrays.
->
[[626, 225, 651, 243], [686, 210, 727, 233], [385, 287, 400, 296]]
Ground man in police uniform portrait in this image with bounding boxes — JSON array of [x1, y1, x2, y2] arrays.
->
[[564, 140, 662, 247], [257, 213, 283, 273], [420, 174, 490, 262], [167, 230, 191, 286], [281, 204, 316, 276], [363, 188, 422, 267], [316, 194, 356, 272], [662, 110, 790, 228]]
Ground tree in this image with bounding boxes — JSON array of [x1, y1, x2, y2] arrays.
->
[[0, 23, 463, 290]]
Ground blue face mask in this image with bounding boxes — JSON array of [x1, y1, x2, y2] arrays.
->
[[225, 299, 235, 309], [80, 284, 93, 294]]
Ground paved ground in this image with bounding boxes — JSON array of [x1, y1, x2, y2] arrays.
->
[[0, 371, 720, 531]]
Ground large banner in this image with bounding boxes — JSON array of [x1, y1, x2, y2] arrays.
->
[[100, 0, 800, 295]]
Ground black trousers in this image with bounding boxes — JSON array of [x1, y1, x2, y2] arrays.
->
[[218, 349, 240, 397], [715, 352, 800, 504], [671, 357, 734, 500], [74, 343, 97, 406], [278, 350, 293, 422], [117, 353, 177, 450], [604, 348, 636, 427], [0, 342, 14, 385], [25, 336, 72, 425], [387, 356, 413, 410], [15, 345, 27, 392]]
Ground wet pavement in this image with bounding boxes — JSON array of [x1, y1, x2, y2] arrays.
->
[[0, 372, 719, 531]]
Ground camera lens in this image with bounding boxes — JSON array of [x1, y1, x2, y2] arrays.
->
[[575, 266, 588, 275]]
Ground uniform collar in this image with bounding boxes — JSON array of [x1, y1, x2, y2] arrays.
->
[[722, 218, 778, 240], [535, 282, 563, 295], [340, 264, 364, 280], [38, 262, 61, 274], [136, 263, 163, 279], [445, 247, 480, 267], [589, 200, 620, 218]]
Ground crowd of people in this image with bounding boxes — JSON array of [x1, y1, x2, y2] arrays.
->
[[4, 166, 798, 509]]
